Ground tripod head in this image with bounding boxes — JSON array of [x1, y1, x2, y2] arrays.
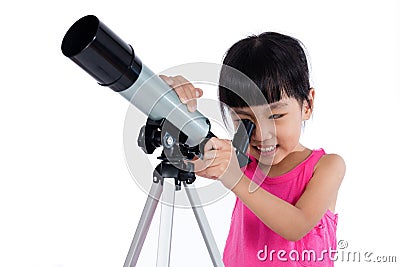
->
[[137, 117, 254, 190]]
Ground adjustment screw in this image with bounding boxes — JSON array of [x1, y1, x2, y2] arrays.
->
[[164, 134, 175, 148]]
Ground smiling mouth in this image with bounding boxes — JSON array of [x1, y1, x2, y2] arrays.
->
[[255, 145, 279, 153]]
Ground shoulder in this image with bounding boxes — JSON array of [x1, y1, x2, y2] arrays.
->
[[314, 153, 346, 181]]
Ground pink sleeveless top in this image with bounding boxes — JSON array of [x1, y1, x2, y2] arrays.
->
[[223, 149, 338, 267]]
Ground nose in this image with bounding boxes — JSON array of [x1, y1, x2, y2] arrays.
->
[[252, 120, 275, 142]]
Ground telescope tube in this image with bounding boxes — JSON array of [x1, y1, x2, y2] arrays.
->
[[61, 15, 210, 147]]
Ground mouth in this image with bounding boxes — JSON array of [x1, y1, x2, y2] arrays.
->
[[253, 144, 279, 155]]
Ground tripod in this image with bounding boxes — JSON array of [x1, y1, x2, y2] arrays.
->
[[123, 119, 225, 267]]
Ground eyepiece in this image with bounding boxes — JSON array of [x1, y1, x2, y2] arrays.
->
[[61, 15, 142, 91]]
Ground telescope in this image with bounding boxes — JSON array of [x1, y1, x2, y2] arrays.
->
[[61, 14, 253, 161], [61, 15, 254, 267]]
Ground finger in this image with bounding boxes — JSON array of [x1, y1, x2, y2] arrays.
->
[[193, 154, 228, 173], [176, 75, 198, 112], [206, 152, 233, 167], [160, 75, 192, 104], [159, 74, 174, 86], [195, 169, 215, 180], [203, 147, 232, 161], [195, 88, 203, 98], [192, 154, 219, 172], [193, 163, 218, 180], [175, 75, 197, 99], [161, 75, 200, 112], [198, 165, 227, 180], [173, 85, 191, 105], [192, 158, 209, 172], [204, 138, 230, 152], [203, 150, 217, 161], [203, 137, 217, 152]]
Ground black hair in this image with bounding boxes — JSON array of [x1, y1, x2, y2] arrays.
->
[[218, 32, 311, 110]]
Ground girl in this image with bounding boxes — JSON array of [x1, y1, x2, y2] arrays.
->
[[160, 32, 345, 266]]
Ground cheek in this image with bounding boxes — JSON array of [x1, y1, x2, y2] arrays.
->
[[275, 121, 302, 144]]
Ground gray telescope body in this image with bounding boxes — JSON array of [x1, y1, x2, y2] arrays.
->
[[61, 15, 210, 147]]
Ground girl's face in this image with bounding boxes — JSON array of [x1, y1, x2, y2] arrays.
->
[[231, 93, 313, 168]]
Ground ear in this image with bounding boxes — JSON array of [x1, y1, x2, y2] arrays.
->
[[302, 88, 315, 120]]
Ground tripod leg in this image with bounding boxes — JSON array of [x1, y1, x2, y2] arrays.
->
[[124, 181, 163, 267], [156, 179, 176, 267], [183, 182, 225, 267]]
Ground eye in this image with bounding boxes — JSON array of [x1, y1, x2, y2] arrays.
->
[[269, 114, 284, 120]]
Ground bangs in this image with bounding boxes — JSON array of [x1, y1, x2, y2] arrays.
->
[[218, 59, 289, 107]]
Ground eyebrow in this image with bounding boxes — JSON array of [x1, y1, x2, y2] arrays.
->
[[232, 102, 289, 116], [268, 102, 288, 110]]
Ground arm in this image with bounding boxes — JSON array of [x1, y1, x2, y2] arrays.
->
[[231, 153, 345, 241]]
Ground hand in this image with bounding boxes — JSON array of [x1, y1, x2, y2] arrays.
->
[[159, 75, 203, 112], [193, 137, 243, 190]]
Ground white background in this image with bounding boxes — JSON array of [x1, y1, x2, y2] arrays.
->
[[1, 0, 399, 266]]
